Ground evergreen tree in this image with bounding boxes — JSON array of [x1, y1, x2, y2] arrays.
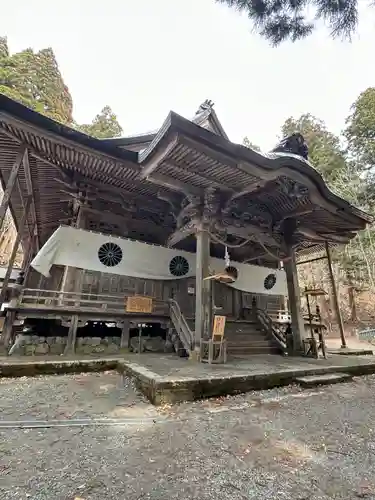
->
[[345, 87, 375, 172], [280, 109, 375, 295], [0, 36, 123, 139], [216, 0, 361, 45], [0, 37, 73, 123], [243, 136, 260, 151], [76, 106, 123, 139], [0, 36, 124, 267], [280, 114, 347, 186]]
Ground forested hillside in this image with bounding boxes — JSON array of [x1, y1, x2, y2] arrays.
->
[[0, 36, 123, 268]]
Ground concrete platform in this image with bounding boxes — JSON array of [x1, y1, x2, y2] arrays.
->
[[295, 372, 353, 388], [328, 348, 373, 356], [117, 353, 375, 404], [2, 352, 375, 404], [0, 355, 122, 377]]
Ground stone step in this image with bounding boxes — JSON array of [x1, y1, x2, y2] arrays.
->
[[296, 372, 353, 388]]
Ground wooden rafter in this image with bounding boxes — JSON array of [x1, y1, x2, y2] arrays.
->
[[148, 172, 203, 196], [82, 206, 167, 243], [178, 134, 239, 170], [140, 134, 179, 179], [58, 177, 174, 217], [0, 114, 140, 174], [161, 160, 234, 193], [72, 173, 181, 207]]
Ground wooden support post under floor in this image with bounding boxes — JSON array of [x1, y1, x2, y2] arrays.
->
[[284, 246, 305, 353], [325, 241, 347, 348], [120, 319, 130, 349], [64, 315, 79, 355], [194, 227, 211, 356]]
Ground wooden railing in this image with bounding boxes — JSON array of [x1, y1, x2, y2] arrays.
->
[[256, 308, 287, 354], [169, 299, 194, 355], [15, 288, 170, 316]]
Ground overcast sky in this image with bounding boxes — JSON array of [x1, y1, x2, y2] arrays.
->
[[2, 0, 375, 150]]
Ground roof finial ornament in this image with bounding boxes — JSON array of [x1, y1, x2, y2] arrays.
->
[[270, 133, 309, 160], [195, 99, 215, 115]]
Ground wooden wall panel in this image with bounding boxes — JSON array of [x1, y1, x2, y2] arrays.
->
[[25, 267, 285, 319]]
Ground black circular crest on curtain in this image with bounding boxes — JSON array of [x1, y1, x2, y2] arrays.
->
[[264, 273, 277, 290], [98, 242, 123, 267]]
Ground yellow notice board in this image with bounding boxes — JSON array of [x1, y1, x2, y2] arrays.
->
[[126, 296, 153, 314], [212, 315, 226, 338]]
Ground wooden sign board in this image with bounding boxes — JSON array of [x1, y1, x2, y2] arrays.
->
[[126, 296, 153, 314], [212, 315, 226, 338]]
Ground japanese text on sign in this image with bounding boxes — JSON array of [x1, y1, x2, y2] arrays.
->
[[212, 315, 226, 337], [126, 296, 153, 314]]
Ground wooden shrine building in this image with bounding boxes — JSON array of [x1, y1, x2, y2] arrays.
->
[[0, 94, 372, 358]]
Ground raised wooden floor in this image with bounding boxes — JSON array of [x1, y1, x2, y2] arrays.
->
[[10, 288, 170, 323]]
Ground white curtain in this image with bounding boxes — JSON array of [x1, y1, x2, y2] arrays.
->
[[31, 226, 287, 296]]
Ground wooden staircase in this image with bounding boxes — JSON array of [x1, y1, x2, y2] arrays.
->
[[169, 299, 194, 357], [225, 319, 281, 355], [168, 300, 286, 358]]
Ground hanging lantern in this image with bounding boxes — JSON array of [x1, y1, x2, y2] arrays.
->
[[203, 269, 237, 284], [203, 247, 238, 284]]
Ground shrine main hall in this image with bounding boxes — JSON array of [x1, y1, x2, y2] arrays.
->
[[0, 95, 372, 361]]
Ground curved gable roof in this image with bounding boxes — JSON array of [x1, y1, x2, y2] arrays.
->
[[139, 111, 372, 227]]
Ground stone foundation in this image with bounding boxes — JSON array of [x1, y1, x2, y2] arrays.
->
[[9, 335, 123, 356], [8, 335, 167, 356]]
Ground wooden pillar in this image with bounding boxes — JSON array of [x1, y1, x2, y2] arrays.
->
[[194, 227, 211, 353], [23, 248, 35, 287], [0, 195, 32, 308], [20, 224, 36, 286], [1, 310, 16, 349], [0, 145, 25, 231], [284, 246, 305, 353], [64, 314, 79, 354], [120, 319, 130, 349], [60, 201, 86, 297], [325, 241, 346, 348], [22, 228, 34, 268], [60, 204, 86, 355], [233, 289, 242, 319]]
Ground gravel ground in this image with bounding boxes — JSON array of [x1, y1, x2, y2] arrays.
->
[[1, 373, 375, 499]]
